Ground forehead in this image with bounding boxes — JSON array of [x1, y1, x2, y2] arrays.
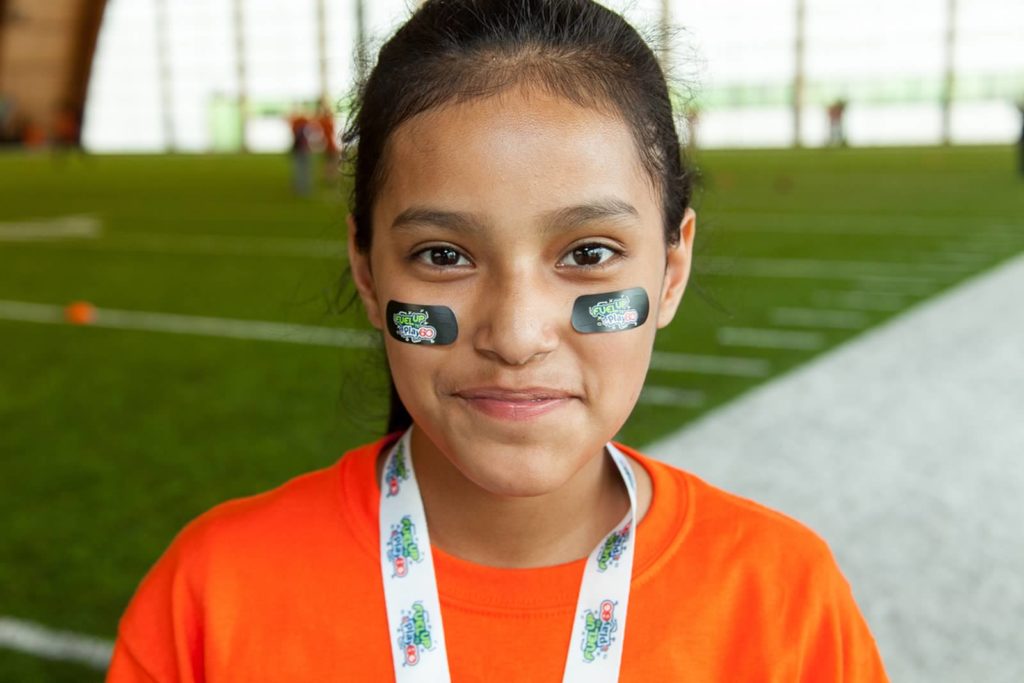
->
[[374, 86, 659, 231]]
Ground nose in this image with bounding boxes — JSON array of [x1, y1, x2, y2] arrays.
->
[[471, 268, 560, 366]]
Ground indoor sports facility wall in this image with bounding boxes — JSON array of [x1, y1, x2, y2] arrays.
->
[[80, 0, 1024, 152]]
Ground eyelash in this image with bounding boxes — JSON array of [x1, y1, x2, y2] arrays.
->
[[409, 242, 624, 271]]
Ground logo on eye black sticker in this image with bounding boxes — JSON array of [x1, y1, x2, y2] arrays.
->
[[572, 287, 649, 333], [386, 301, 458, 345]]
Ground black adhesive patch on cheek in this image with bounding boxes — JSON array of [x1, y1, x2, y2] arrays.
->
[[386, 300, 458, 345], [572, 287, 650, 334]]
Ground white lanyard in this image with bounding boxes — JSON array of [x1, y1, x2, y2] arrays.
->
[[379, 427, 638, 682]]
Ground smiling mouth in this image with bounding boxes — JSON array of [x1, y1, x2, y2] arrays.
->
[[453, 388, 577, 421]]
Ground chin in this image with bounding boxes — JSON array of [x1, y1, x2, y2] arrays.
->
[[452, 440, 583, 498]]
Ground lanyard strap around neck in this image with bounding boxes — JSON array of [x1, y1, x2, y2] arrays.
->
[[379, 427, 638, 682]]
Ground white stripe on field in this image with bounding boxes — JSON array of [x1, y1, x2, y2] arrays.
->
[[966, 234, 1024, 247], [0, 300, 65, 323], [853, 276, 937, 294], [0, 215, 101, 241], [0, 300, 774, 379], [932, 250, 994, 265], [94, 232, 342, 259], [1, 230, 345, 259], [712, 222, 1021, 238], [700, 257, 965, 280], [0, 300, 379, 350], [638, 385, 705, 407], [718, 326, 826, 351], [770, 307, 870, 330], [649, 351, 771, 378], [812, 290, 909, 312], [940, 240, 1016, 255], [0, 617, 112, 671], [709, 210, 1023, 233]]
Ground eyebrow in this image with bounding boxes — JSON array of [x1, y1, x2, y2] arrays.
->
[[389, 197, 641, 235]]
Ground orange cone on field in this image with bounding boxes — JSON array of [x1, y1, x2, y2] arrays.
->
[[65, 300, 97, 325]]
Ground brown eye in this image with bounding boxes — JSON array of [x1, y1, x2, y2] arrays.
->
[[560, 244, 617, 268], [413, 246, 470, 268], [431, 247, 460, 266]]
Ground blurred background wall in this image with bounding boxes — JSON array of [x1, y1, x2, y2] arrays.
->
[[2, 0, 1021, 153], [0, 0, 105, 145]]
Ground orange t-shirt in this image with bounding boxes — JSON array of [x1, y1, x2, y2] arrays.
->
[[107, 434, 889, 682]]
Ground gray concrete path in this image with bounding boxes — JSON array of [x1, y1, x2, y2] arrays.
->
[[649, 253, 1024, 683]]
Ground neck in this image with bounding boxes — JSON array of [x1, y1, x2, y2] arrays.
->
[[386, 425, 650, 569]]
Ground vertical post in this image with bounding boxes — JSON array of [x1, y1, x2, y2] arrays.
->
[[232, 0, 248, 152], [316, 0, 329, 102], [355, 0, 367, 82], [659, 0, 671, 72], [793, 0, 806, 148], [154, 0, 175, 151], [941, 0, 957, 145]]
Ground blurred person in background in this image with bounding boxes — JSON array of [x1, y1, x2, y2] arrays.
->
[[684, 102, 700, 150], [52, 101, 83, 159], [288, 107, 313, 196], [21, 117, 45, 148], [318, 98, 340, 185], [0, 92, 16, 146], [827, 97, 848, 147]]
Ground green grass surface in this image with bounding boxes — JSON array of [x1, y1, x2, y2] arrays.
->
[[1, 147, 1022, 681]]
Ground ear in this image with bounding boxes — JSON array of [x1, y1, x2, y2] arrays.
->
[[346, 213, 384, 330], [655, 207, 696, 329]]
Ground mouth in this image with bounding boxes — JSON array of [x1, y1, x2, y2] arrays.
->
[[453, 387, 577, 422]]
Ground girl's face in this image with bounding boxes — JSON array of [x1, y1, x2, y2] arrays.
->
[[349, 85, 695, 497]]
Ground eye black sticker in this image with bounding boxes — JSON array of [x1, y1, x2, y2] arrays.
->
[[386, 301, 458, 345], [572, 287, 649, 334]]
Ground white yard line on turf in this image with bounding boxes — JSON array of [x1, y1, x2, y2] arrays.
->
[[717, 326, 826, 350], [638, 386, 705, 407], [708, 210, 1023, 233], [770, 307, 869, 330], [711, 223, 1021, 238], [0, 300, 379, 349], [0, 300, 771, 379], [0, 300, 64, 323], [812, 290, 908, 312], [649, 351, 771, 377], [852, 276, 937, 293], [933, 250, 995, 265], [0, 617, 112, 671], [96, 232, 343, 259], [0, 215, 101, 241], [700, 256, 966, 280], [0, 229, 345, 259], [648, 251, 1024, 683]]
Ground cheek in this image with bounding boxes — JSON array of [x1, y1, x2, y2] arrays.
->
[[383, 340, 445, 403], [574, 327, 654, 397]]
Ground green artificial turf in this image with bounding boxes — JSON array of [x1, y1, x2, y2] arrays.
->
[[1, 146, 1021, 680]]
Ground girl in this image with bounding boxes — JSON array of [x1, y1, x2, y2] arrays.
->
[[107, 1, 889, 680]]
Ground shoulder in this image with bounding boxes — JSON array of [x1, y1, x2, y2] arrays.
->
[[175, 461, 339, 559], [617, 441, 839, 574], [166, 436, 392, 566], [110, 437, 393, 681], [616, 444, 890, 680], [120, 436, 389, 609]]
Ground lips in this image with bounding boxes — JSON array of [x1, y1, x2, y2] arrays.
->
[[454, 386, 577, 421]]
